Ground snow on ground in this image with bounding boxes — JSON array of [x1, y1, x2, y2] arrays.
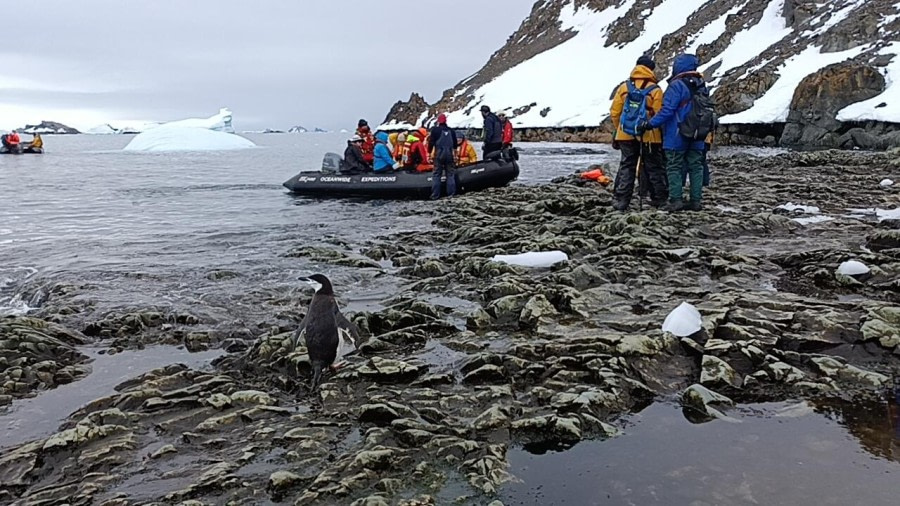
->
[[491, 251, 569, 268], [792, 215, 834, 225], [776, 203, 821, 214], [662, 302, 703, 337], [703, 0, 792, 85], [721, 45, 868, 124], [441, 0, 710, 129], [837, 260, 870, 276], [838, 42, 900, 122], [123, 126, 255, 152], [847, 207, 900, 222], [686, 2, 747, 53]]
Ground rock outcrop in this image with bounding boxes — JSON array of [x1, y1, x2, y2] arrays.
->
[[19, 121, 80, 135], [383, 0, 900, 150]]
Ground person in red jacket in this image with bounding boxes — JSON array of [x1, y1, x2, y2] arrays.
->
[[355, 119, 375, 165], [404, 133, 432, 172], [498, 113, 514, 148]]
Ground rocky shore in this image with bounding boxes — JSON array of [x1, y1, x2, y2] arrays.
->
[[1, 150, 899, 505]]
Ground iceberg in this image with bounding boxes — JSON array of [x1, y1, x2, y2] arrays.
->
[[662, 302, 703, 337], [123, 126, 255, 152], [152, 107, 235, 133], [123, 108, 255, 152], [491, 251, 569, 268]]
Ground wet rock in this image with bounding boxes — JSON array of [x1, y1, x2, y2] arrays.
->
[[473, 406, 511, 431], [811, 357, 888, 387], [700, 355, 741, 388], [512, 415, 582, 443], [150, 444, 178, 459], [268, 470, 303, 492], [358, 357, 426, 383], [682, 384, 735, 421], [462, 365, 507, 385], [358, 403, 403, 425], [519, 294, 557, 329]]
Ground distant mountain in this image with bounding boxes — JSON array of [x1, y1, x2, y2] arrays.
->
[[383, 0, 900, 149], [313, 128, 329, 133], [288, 126, 308, 133], [19, 121, 80, 135]]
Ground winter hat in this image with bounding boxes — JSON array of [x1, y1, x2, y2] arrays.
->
[[358, 119, 368, 127], [480, 105, 491, 113], [636, 55, 656, 71], [437, 113, 447, 124]]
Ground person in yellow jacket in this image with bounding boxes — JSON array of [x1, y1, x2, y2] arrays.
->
[[609, 55, 667, 210], [455, 133, 478, 165]]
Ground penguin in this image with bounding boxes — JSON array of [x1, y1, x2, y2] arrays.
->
[[293, 274, 361, 391]]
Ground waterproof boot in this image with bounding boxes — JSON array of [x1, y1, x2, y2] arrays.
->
[[663, 200, 684, 213], [686, 200, 703, 212], [612, 200, 629, 212], [650, 198, 667, 209]]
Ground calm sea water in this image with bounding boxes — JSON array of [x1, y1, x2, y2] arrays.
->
[[0, 133, 612, 321]]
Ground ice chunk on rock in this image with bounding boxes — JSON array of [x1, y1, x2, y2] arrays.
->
[[123, 126, 255, 152], [776, 203, 820, 214], [880, 179, 894, 187], [837, 260, 870, 276], [491, 251, 568, 268], [662, 302, 703, 337]]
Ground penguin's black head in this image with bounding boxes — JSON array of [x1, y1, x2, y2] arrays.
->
[[299, 274, 334, 295]]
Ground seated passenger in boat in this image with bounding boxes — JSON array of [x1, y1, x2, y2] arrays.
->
[[403, 133, 433, 172], [373, 132, 400, 173], [455, 133, 478, 166], [341, 136, 370, 173], [28, 134, 43, 150]]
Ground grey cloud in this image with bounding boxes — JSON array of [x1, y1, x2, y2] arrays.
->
[[2, 0, 534, 130]]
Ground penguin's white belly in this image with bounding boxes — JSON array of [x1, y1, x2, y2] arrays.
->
[[334, 327, 356, 364]]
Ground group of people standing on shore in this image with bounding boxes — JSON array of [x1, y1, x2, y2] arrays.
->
[[610, 53, 716, 212], [341, 109, 515, 200]]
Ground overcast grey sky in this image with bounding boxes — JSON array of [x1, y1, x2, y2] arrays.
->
[[0, 0, 534, 131]]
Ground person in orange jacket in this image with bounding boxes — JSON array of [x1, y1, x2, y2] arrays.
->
[[391, 130, 408, 161], [455, 133, 478, 165], [356, 119, 375, 165], [609, 55, 667, 210], [404, 133, 432, 172]]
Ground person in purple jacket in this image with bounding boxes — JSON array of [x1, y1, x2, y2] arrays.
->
[[637, 54, 709, 212]]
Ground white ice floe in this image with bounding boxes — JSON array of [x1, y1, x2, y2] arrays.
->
[[776, 203, 820, 214], [881, 179, 895, 187], [491, 251, 569, 268], [662, 302, 703, 337], [837, 260, 870, 276], [151, 108, 235, 133], [792, 215, 834, 226], [123, 126, 255, 152]]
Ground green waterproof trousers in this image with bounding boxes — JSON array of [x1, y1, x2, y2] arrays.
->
[[666, 149, 704, 203]]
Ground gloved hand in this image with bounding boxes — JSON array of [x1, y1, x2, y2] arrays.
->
[[634, 121, 650, 136], [392, 162, 401, 170], [612, 139, 621, 150]]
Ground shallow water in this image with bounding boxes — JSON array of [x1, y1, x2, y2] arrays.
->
[[0, 134, 615, 322], [0, 345, 222, 448], [502, 400, 900, 506]]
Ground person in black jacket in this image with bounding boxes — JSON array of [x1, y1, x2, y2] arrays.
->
[[341, 136, 369, 173], [480, 105, 503, 158], [429, 113, 459, 199]]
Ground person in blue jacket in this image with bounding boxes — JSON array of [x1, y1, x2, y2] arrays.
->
[[372, 131, 399, 173], [637, 53, 709, 212]]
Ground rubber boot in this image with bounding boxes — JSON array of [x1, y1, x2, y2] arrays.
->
[[663, 200, 684, 213]]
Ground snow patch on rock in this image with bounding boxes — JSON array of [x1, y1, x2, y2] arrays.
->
[[837, 260, 870, 276]]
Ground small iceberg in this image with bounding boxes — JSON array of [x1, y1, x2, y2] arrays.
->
[[491, 251, 569, 268], [662, 302, 703, 337], [776, 203, 820, 214], [123, 108, 255, 152], [837, 260, 870, 276], [880, 179, 894, 188]]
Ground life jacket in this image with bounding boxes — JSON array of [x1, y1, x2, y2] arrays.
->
[[620, 80, 659, 137], [407, 140, 432, 172], [418, 127, 430, 150], [357, 127, 375, 162], [456, 140, 476, 165], [30, 135, 43, 149], [580, 167, 611, 186], [7, 132, 20, 145], [393, 139, 407, 161]]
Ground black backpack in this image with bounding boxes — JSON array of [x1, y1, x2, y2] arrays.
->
[[678, 80, 717, 141]]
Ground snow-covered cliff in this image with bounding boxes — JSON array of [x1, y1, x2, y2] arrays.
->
[[383, 0, 900, 148]]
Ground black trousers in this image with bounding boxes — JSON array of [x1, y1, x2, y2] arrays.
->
[[614, 140, 667, 204], [483, 142, 503, 158]]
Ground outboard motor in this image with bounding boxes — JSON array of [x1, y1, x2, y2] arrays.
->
[[503, 147, 519, 162], [321, 152, 342, 173]]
